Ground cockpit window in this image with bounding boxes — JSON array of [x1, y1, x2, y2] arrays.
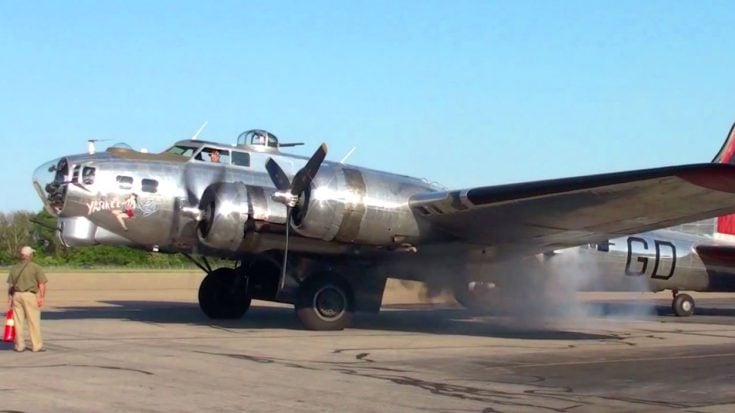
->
[[232, 151, 250, 167], [166, 145, 198, 158], [194, 147, 230, 164]]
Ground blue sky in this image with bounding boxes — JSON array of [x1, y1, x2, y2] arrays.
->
[[1, 1, 734, 212]]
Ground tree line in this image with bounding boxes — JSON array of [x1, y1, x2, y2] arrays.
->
[[0, 210, 198, 268]]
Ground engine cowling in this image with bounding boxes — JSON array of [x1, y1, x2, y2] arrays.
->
[[197, 182, 250, 251], [197, 182, 289, 251], [290, 165, 430, 246]]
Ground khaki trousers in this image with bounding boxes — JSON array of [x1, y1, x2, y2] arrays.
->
[[12, 291, 42, 352]]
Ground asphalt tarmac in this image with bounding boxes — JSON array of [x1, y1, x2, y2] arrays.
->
[[2, 272, 735, 412]]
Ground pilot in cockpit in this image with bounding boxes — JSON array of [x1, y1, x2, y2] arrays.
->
[[210, 150, 221, 163]]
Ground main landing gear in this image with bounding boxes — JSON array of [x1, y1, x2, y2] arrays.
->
[[295, 274, 354, 331], [671, 289, 695, 317], [184, 253, 252, 320], [198, 267, 252, 319], [186, 253, 356, 329]]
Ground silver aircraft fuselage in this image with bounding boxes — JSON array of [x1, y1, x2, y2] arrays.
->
[[541, 228, 735, 294], [33, 137, 442, 257]]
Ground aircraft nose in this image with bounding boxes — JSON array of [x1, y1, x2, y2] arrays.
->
[[33, 157, 67, 216]]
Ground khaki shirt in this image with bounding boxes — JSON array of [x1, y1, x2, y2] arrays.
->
[[7, 262, 47, 294]]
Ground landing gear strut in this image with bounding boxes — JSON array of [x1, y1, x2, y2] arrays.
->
[[671, 289, 695, 317], [183, 254, 252, 319], [295, 274, 354, 331]]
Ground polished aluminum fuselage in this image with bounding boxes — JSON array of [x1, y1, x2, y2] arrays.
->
[[541, 229, 735, 292], [33, 140, 441, 257]]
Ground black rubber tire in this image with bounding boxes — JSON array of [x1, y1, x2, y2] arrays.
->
[[452, 281, 499, 312], [295, 274, 354, 331], [198, 268, 252, 319], [672, 293, 695, 317]]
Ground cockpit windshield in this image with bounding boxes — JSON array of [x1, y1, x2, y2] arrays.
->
[[165, 145, 198, 158]]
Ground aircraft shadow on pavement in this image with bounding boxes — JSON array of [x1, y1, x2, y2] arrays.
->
[[583, 300, 735, 317], [38, 300, 651, 340]]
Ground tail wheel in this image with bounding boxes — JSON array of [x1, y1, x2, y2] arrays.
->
[[672, 293, 695, 317], [198, 268, 252, 319], [295, 274, 354, 330]]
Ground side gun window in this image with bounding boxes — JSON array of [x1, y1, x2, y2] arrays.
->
[[117, 176, 133, 190], [72, 165, 81, 182], [141, 179, 158, 193], [82, 167, 96, 185]]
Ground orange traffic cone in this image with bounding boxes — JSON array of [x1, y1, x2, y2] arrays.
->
[[3, 310, 15, 342]]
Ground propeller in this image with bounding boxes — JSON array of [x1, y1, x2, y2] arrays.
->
[[265, 143, 328, 286], [181, 157, 228, 227]]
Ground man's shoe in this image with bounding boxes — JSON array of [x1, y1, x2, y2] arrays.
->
[[32, 348, 46, 353], [13, 348, 25, 352]]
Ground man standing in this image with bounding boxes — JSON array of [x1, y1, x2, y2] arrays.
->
[[7, 246, 48, 352]]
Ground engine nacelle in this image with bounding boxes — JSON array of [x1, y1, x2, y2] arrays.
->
[[197, 182, 288, 251], [291, 164, 431, 246]]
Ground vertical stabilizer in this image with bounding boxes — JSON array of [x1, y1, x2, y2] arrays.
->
[[712, 122, 735, 164], [713, 122, 735, 242]]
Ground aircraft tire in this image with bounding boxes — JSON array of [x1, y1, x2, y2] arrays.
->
[[198, 268, 252, 319], [452, 281, 499, 313], [295, 274, 353, 331], [672, 293, 695, 317]]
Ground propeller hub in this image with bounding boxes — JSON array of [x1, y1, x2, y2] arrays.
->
[[181, 206, 203, 221], [272, 190, 299, 208]]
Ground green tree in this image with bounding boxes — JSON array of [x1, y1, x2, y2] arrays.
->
[[0, 210, 35, 264]]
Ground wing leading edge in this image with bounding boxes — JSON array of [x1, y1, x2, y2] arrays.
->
[[410, 163, 735, 256]]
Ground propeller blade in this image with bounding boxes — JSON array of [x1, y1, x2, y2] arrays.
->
[[183, 161, 228, 206], [290, 143, 327, 197], [278, 207, 292, 290], [183, 163, 202, 205], [265, 158, 291, 191]]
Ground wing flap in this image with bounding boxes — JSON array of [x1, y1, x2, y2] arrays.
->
[[411, 163, 735, 256]]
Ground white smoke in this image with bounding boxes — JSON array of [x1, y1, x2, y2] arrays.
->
[[533, 247, 657, 324], [403, 245, 658, 330]]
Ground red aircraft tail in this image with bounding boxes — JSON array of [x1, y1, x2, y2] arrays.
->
[[713, 122, 735, 241]]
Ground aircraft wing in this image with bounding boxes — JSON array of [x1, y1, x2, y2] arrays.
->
[[410, 163, 735, 257]]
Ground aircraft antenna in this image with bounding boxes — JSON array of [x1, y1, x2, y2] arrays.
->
[[87, 138, 110, 155], [190, 121, 208, 140], [339, 147, 356, 164]]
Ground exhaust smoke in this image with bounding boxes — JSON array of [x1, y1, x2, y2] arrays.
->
[[408, 246, 657, 330]]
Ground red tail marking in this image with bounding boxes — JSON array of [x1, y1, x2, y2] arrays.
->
[[718, 214, 735, 235], [715, 123, 735, 164], [721, 142, 735, 164]]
